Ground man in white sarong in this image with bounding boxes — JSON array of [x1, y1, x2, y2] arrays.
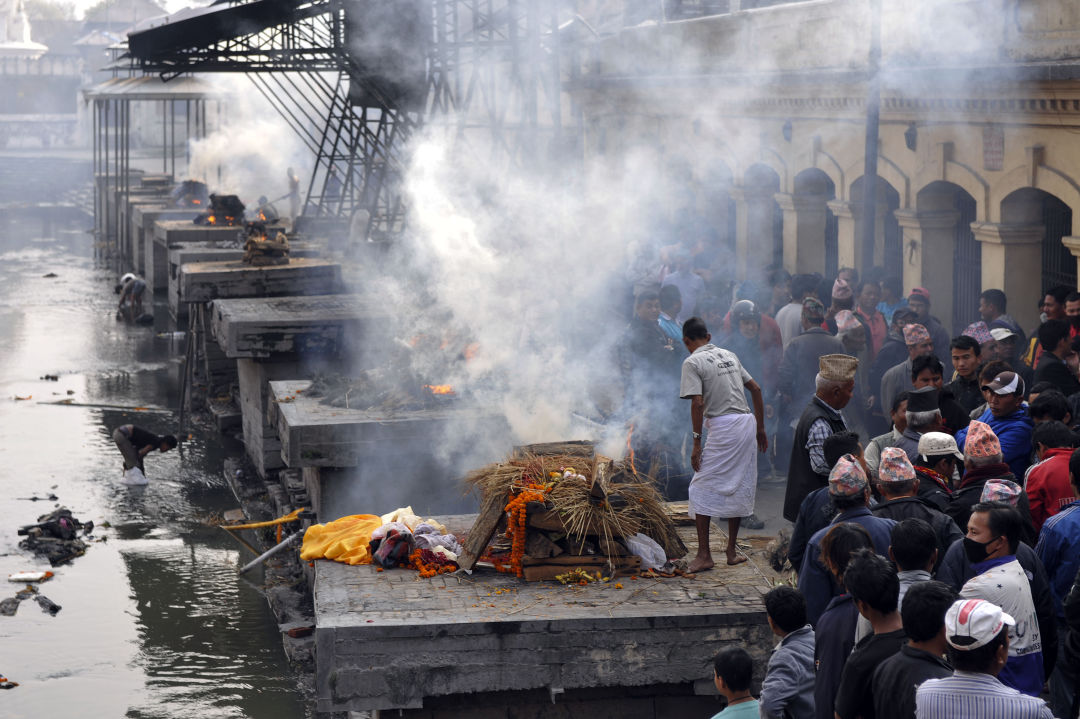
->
[[681, 316, 768, 572]]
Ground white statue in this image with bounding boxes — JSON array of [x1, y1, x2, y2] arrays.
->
[[0, 0, 47, 57]]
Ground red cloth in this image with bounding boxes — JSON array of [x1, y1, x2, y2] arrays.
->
[[856, 307, 888, 360], [1025, 447, 1076, 534]]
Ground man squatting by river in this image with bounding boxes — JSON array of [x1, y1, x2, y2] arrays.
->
[[112, 424, 177, 475]]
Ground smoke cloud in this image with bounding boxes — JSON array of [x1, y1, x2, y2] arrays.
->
[[185, 75, 310, 206]]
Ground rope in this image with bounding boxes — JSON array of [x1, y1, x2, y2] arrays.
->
[[221, 507, 306, 531]]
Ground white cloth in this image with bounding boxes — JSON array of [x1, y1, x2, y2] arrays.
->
[[688, 413, 757, 519]]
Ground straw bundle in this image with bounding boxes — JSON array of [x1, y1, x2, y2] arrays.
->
[[465, 452, 673, 558]]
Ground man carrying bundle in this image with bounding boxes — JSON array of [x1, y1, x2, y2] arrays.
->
[[680, 317, 768, 572]]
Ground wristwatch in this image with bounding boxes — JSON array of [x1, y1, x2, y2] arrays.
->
[[692, 431, 702, 440]]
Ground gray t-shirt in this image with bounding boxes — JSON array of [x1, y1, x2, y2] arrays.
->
[[680, 344, 752, 417]]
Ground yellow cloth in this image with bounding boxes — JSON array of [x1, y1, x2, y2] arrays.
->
[[300, 514, 382, 565]]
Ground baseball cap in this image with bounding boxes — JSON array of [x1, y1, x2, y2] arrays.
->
[[945, 598, 1015, 650], [908, 287, 931, 303], [989, 327, 1016, 342], [917, 432, 964, 461], [982, 371, 1024, 396]]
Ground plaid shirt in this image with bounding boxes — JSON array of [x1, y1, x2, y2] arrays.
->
[[806, 398, 844, 475]]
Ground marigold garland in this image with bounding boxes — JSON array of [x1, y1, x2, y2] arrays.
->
[[409, 547, 458, 579], [501, 486, 547, 577]]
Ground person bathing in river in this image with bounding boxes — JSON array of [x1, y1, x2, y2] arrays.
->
[[112, 424, 177, 476], [680, 317, 768, 572]]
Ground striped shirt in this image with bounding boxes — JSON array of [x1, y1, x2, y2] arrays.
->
[[915, 670, 1053, 718]]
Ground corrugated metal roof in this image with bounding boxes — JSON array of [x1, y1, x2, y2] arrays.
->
[[84, 74, 219, 100]]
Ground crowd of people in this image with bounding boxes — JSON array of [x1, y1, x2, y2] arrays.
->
[[621, 263, 1080, 717]]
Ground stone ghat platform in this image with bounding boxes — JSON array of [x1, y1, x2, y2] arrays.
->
[[177, 257, 343, 304], [209, 294, 385, 359], [313, 513, 779, 715], [269, 380, 502, 469]]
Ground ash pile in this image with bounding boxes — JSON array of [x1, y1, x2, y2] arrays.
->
[[304, 367, 460, 414]]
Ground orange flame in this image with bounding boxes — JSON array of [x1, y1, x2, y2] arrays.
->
[[626, 423, 638, 478], [192, 199, 201, 205], [424, 384, 455, 395]]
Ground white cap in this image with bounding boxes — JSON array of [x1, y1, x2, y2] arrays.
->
[[945, 599, 1015, 650], [120, 273, 136, 283], [917, 432, 964, 462], [989, 327, 1016, 342]]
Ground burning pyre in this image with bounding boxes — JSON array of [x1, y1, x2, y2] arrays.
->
[[170, 179, 209, 208], [194, 194, 246, 226], [241, 221, 290, 266]]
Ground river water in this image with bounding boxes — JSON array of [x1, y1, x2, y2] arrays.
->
[[0, 200, 307, 716]]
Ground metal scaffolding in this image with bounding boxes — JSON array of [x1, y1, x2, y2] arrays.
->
[[124, 0, 582, 241]]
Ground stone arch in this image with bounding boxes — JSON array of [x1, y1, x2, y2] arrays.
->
[[843, 157, 910, 210], [914, 181, 980, 332], [993, 163, 1080, 224], [789, 167, 839, 277], [849, 174, 901, 274], [1001, 187, 1075, 291], [794, 147, 845, 205], [917, 153, 991, 222], [742, 148, 788, 194]]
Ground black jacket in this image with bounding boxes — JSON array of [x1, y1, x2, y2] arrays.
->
[[1035, 351, 1080, 398], [945, 374, 983, 414], [947, 463, 1037, 548], [784, 398, 848, 521], [871, 495, 963, 571]]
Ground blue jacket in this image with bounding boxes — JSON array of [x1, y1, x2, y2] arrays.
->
[[814, 594, 857, 719], [955, 406, 1034, 480], [760, 625, 816, 719], [788, 487, 833, 573], [1036, 500, 1080, 621], [799, 507, 897, 625]]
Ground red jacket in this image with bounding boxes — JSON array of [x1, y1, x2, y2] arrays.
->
[[1026, 447, 1076, 534]]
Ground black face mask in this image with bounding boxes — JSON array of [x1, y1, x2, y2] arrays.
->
[[963, 536, 997, 564]]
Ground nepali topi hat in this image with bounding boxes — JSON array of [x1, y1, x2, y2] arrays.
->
[[819, 354, 858, 382]]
